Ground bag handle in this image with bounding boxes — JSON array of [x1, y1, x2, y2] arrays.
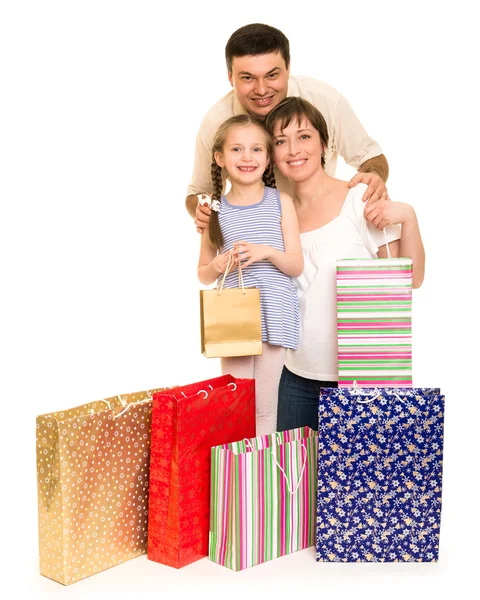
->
[[218, 249, 245, 296], [360, 217, 392, 259], [113, 391, 153, 419], [271, 442, 308, 495], [243, 431, 282, 452], [351, 380, 404, 404], [243, 433, 308, 495], [173, 382, 237, 401]]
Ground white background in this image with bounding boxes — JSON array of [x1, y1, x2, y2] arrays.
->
[[1, 1, 478, 598]]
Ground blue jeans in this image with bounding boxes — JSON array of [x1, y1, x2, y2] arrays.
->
[[277, 366, 338, 432]]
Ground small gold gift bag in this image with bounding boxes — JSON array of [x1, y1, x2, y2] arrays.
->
[[36, 386, 170, 585], [200, 252, 262, 358]]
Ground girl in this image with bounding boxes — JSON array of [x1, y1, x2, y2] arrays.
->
[[197, 114, 303, 435], [264, 97, 425, 432]]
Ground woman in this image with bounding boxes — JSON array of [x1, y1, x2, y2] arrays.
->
[[265, 97, 425, 432]]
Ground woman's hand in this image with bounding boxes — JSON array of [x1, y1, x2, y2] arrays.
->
[[210, 251, 232, 274], [232, 241, 271, 268], [364, 199, 415, 230]]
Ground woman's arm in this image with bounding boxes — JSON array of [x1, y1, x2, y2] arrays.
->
[[232, 193, 304, 277], [274, 193, 304, 276], [370, 201, 425, 289], [197, 233, 230, 285]]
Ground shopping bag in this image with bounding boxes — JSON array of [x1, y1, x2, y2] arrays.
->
[[337, 252, 413, 387], [316, 385, 444, 562], [36, 386, 169, 585], [209, 426, 318, 571], [147, 374, 255, 568], [200, 251, 262, 358]]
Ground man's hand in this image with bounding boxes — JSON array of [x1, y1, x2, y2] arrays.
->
[[349, 172, 389, 204], [195, 194, 212, 234], [364, 199, 414, 230]]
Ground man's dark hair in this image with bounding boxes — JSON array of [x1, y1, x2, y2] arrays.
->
[[225, 24, 290, 72]]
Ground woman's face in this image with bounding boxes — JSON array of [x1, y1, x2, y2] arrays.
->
[[272, 116, 323, 183]]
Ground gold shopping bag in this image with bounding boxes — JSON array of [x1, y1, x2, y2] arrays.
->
[[200, 251, 262, 358], [36, 386, 171, 585]]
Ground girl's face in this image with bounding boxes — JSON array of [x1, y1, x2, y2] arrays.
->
[[272, 116, 324, 183], [215, 124, 270, 185]]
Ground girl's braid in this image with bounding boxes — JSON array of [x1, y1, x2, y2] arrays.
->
[[209, 157, 225, 249], [210, 158, 223, 202], [262, 161, 277, 189]]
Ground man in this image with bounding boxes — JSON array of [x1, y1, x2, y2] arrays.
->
[[186, 23, 389, 232]]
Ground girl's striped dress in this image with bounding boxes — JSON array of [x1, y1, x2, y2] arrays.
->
[[219, 186, 299, 350]]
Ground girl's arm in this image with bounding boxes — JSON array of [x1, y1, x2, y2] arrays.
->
[[232, 193, 304, 277], [370, 201, 425, 289], [197, 233, 230, 285]]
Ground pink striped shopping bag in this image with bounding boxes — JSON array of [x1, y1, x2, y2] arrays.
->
[[337, 256, 413, 387], [209, 427, 317, 571]]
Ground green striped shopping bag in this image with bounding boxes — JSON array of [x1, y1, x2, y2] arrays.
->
[[337, 252, 413, 388], [209, 427, 317, 571]]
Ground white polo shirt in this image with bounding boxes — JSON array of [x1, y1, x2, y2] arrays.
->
[[186, 75, 383, 197]]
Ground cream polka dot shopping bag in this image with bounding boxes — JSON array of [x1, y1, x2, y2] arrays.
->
[[36, 387, 171, 585]]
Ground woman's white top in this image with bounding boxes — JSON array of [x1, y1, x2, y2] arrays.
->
[[285, 183, 401, 381]]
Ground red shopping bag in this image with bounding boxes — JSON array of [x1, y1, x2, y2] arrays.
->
[[147, 374, 255, 568]]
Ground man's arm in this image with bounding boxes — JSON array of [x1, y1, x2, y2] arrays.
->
[[349, 154, 390, 203], [358, 154, 389, 183], [186, 127, 214, 219], [186, 194, 212, 234], [333, 93, 390, 202], [186, 194, 199, 219]]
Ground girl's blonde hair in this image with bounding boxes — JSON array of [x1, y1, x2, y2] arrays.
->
[[209, 115, 276, 249]]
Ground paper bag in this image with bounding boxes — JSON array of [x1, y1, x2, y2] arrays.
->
[[36, 386, 168, 585], [209, 427, 318, 570], [316, 386, 444, 562], [147, 374, 256, 568], [337, 255, 413, 387], [200, 252, 262, 358]]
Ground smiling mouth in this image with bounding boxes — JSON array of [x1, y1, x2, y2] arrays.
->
[[287, 159, 307, 167], [237, 166, 257, 172], [250, 95, 275, 106]]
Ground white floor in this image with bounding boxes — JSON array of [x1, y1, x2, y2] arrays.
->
[[21, 533, 466, 600], [29, 549, 440, 595]]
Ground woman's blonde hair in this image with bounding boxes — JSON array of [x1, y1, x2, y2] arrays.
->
[[209, 115, 276, 249]]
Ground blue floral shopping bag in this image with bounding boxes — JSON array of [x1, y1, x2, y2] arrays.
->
[[316, 386, 444, 562]]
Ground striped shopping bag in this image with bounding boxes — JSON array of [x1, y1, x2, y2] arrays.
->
[[337, 256, 413, 387], [209, 427, 317, 571]]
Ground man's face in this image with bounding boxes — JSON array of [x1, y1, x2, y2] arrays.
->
[[228, 52, 290, 118]]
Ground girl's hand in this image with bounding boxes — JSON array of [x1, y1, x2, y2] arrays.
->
[[210, 251, 231, 274], [232, 241, 271, 268], [364, 199, 415, 230]]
